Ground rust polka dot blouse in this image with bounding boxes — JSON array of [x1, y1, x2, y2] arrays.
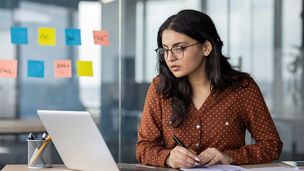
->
[[136, 76, 283, 167]]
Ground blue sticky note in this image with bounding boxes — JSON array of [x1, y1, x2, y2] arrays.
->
[[65, 28, 81, 45], [27, 60, 44, 78], [10, 27, 28, 44]]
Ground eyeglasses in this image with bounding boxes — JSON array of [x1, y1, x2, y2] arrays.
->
[[155, 42, 200, 61]]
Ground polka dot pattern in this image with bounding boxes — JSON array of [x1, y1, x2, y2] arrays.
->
[[136, 76, 283, 167]]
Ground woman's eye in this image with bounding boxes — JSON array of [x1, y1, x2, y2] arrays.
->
[[175, 47, 184, 51]]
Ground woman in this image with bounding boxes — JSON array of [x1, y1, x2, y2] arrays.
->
[[136, 9, 282, 169]]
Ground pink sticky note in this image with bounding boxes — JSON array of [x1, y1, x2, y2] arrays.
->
[[0, 59, 18, 78], [93, 30, 110, 46], [54, 60, 72, 78]]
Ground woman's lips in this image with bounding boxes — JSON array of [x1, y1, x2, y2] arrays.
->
[[171, 65, 180, 72]]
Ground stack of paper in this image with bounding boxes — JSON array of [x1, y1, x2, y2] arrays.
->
[[181, 164, 298, 171]]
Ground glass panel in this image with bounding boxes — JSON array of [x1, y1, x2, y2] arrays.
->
[[121, 0, 202, 163], [0, 0, 102, 164], [1, 0, 304, 164], [17, 1, 85, 118], [281, 0, 303, 159], [0, 8, 16, 118], [208, 0, 304, 160], [100, 0, 120, 162]]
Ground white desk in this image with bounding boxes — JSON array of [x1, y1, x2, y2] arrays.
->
[[0, 119, 45, 135], [2, 163, 299, 171]]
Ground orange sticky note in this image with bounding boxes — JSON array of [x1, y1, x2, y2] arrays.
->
[[93, 30, 110, 46], [76, 60, 93, 77], [38, 28, 56, 46], [0, 59, 18, 78], [54, 60, 72, 78]]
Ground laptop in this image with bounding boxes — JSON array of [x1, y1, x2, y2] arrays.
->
[[37, 110, 120, 171]]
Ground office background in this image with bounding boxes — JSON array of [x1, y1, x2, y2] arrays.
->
[[0, 0, 303, 164]]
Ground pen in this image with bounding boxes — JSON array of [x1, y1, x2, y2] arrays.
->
[[27, 132, 34, 140], [40, 133, 48, 140], [29, 135, 51, 166], [173, 135, 186, 148], [172, 135, 200, 164]]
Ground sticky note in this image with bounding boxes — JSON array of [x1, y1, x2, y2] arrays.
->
[[38, 28, 56, 46], [65, 28, 81, 45], [76, 60, 93, 77], [0, 59, 18, 78], [54, 60, 72, 78], [10, 27, 28, 44], [93, 30, 110, 46], [27, 60, 44, 78]]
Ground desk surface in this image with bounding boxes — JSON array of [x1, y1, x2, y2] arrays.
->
[[0, 119, 45, 134], [2, 163, 293, 171]]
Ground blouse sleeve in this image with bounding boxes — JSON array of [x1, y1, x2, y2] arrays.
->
[[136, 77, 171, 167], [223, 78, 283, 164]]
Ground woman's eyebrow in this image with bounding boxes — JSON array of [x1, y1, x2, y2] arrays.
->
[[162, 41, 187, 48], [162, 44, 168, 48]]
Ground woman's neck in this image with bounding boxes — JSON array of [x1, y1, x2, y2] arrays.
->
[[187, 60, 210, 91], [188, 72, 211, 110], [188, 74, 210, 91]]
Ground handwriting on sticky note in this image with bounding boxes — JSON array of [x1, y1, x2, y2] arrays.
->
[[65, 29, 81, 45], [38, 28, 56, 46], [54, 60, 72, 78], [76, 60, 93, 77], [93, 30, 110, 46], [0, 59, 18, 78]]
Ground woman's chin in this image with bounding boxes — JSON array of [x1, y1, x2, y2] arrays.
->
[[172, 72, 185, 78]]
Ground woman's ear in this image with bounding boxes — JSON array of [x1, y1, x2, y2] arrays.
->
[[202, 40, 212, 56]]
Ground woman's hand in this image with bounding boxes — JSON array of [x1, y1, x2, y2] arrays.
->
[[166, 146, 199, 168], [198, 148, 233, 166]]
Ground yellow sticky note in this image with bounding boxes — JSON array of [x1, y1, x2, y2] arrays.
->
[[77, 60, 93, 77], [38, 28, 56, 46]]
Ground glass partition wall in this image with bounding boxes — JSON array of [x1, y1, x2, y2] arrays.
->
[[103, 0, 304, 162], [0, 0, 304, 164]]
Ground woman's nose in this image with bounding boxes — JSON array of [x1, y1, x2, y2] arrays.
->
[[167, 50, 176, 61]]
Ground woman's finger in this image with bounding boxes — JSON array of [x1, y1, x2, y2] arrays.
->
[[206, 154, 220, 166], [198, 148, 214, 165], [177, 146, 198, 162], [168, 146, 196, 168]]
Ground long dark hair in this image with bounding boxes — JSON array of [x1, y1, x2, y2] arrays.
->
[[156, 9, 250, 128]]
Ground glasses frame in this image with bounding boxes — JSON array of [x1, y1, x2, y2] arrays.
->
[[155, 42, 200, 61]]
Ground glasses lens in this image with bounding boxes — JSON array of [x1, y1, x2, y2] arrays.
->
[[172, 47, 184, 59], [156, 48, 166, 60], [157, 48, 165, 55]]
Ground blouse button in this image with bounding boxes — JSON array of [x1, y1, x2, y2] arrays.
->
[[225, 122, 229, 126], [196, 125, 200, 129], [195, 143, 199, 147]]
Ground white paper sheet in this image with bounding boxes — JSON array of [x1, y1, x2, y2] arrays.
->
[[180, 164, 246, 171], [181, 165, 299, 171], [246, 166, 298, 171]]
